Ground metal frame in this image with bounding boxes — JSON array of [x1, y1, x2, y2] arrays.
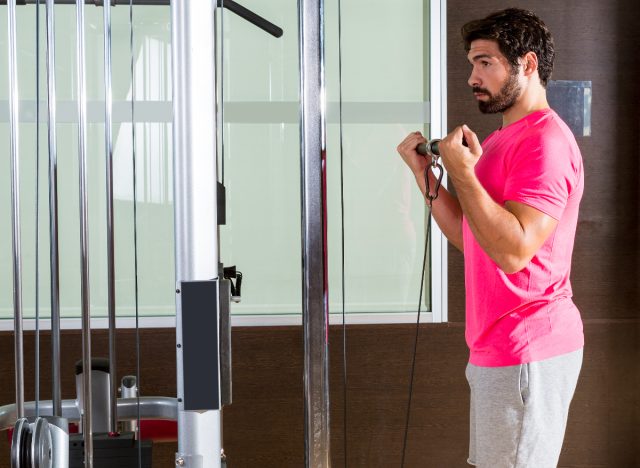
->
[[75, 0, 94, 464], [429, 0, 448, 323], [298, 0, 330, 465], [171, 1, 221, 466], [1, 1, 448, 466], [101, 0, 119, 436], [0, 397, 179, 430], [45, 0, 64, 420], [7, 0, 25, 422]]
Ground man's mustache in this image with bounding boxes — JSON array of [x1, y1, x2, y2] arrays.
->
[[472, 87, 491, 96]]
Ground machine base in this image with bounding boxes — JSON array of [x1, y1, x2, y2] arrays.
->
[[69, 432, 152, 468]]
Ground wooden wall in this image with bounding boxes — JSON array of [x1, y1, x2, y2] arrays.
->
[[1, 0, 638, 467]]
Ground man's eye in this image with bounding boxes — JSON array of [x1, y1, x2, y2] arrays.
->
[[482, 61, 490, 67]]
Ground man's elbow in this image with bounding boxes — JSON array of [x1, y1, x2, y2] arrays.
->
[[496, 253, 531, 274]]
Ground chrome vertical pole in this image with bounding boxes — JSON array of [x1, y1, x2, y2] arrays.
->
[[171, 1, 222, 467], [35, 0, 42, 420], [46, 4, 71, 466], [298, 0, 331, 466], [102, 0, 118, 436], [75, 0, 93, 465], [45, 0, 63, 419], [7, 0, 25, 421]]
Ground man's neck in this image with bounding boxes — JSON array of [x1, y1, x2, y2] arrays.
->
[[502, 84, 549, 127]]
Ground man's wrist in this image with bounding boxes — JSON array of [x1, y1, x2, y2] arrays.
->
[[415, 165, 433, 183], [449, 167, 476, 187], [413, 164, 429, 179]]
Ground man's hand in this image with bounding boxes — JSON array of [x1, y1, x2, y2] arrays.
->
[[438, 125, 483, 183], [396, 131, 429, 176], [396, 130, 465, 251]]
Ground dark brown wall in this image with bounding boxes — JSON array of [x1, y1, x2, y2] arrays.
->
[[1, 323, 637, 467], [0, 326, 472, 468], [447, 0, 640, 323], [1, 1, 639, 467]]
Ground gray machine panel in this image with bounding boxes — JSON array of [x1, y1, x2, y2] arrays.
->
[[179, 280, 221, 411]]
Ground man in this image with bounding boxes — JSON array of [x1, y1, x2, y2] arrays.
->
[[397, 8, 584, 468]]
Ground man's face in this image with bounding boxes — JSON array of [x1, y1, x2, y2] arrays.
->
[[467, 39, 522, 114]]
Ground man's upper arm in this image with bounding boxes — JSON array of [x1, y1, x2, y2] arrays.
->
[[504, 200, 558, 260]]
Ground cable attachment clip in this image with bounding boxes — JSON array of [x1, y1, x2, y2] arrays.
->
[[424, 161, 443, 206], [416, 138, 444, 206], [223, 266, 243, 303]]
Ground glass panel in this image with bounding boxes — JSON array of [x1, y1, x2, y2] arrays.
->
[[0, 5, 51, 322], [0, 4, 174, 322], [0, 0, 437, 324], [217, 0, 302, 317], [324, 0, 433, 318]]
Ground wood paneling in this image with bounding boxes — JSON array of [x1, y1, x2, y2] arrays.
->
[[0, 322, 637, 467]]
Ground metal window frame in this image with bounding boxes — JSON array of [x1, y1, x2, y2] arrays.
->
[[429, 0, 448, 323]]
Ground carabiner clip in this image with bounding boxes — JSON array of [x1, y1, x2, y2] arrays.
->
[[424, 162, 443, 206]]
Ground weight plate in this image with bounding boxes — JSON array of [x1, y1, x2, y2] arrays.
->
[[11, 418, 31, 468], [31, 418, 52, 468]]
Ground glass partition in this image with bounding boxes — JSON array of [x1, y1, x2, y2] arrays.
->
[[217, 0, 302, 317], [220, 0, 439, 322], [324, 0, 435, 321], [0, 0, 442, 326], [0, 4, 175, 323]]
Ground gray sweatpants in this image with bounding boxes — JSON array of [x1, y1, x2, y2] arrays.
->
[[465, 349, 583, 468]]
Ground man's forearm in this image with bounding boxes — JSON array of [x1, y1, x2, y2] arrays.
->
[[451, 173, 529, 273], [414, 169, 464, 251]]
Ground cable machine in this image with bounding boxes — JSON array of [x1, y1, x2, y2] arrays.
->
[[0, 0, 457, 465], [0, 0, 458, 465], [0, 0, 333, 467]]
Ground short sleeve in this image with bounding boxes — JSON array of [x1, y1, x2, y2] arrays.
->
[[503, 131, 578, 220]]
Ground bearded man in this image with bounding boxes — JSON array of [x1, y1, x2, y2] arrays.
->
[[397, 8, 584, 468]]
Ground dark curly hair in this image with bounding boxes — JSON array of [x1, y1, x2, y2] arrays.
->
[[461, 8, 555, 86]]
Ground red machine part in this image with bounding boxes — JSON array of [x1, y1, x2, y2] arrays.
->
[[7, 420, 177, 443]]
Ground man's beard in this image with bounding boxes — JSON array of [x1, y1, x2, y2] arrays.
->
[[473, 72, 521, 114]]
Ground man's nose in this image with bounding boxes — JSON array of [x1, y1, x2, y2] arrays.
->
[[468, 69, 480, 88]]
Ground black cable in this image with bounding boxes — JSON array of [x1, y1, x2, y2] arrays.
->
[[335, 0, 347, 465], [128, 2, 142, 466], [219, 0, 225, 185], [400, 167, 435, 467]]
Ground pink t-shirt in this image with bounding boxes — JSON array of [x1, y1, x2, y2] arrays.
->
[[463, 108, 584, 367]]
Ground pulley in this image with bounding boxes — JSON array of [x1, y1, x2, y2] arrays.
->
[[11, 418, 52, 468], [31, 418, 52, 468]]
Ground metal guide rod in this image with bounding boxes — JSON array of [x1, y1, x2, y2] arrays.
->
[[171, 0, 221, 466], [102, 0, 118, 436], [7, 0, 25, 421], [298, 0, 331, 466], [35, 0, 41, 419], [46, 0, 63, 418], [76, 0, 94, 464]]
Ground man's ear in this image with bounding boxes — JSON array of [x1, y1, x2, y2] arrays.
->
[[522, 51, 539, 77]]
